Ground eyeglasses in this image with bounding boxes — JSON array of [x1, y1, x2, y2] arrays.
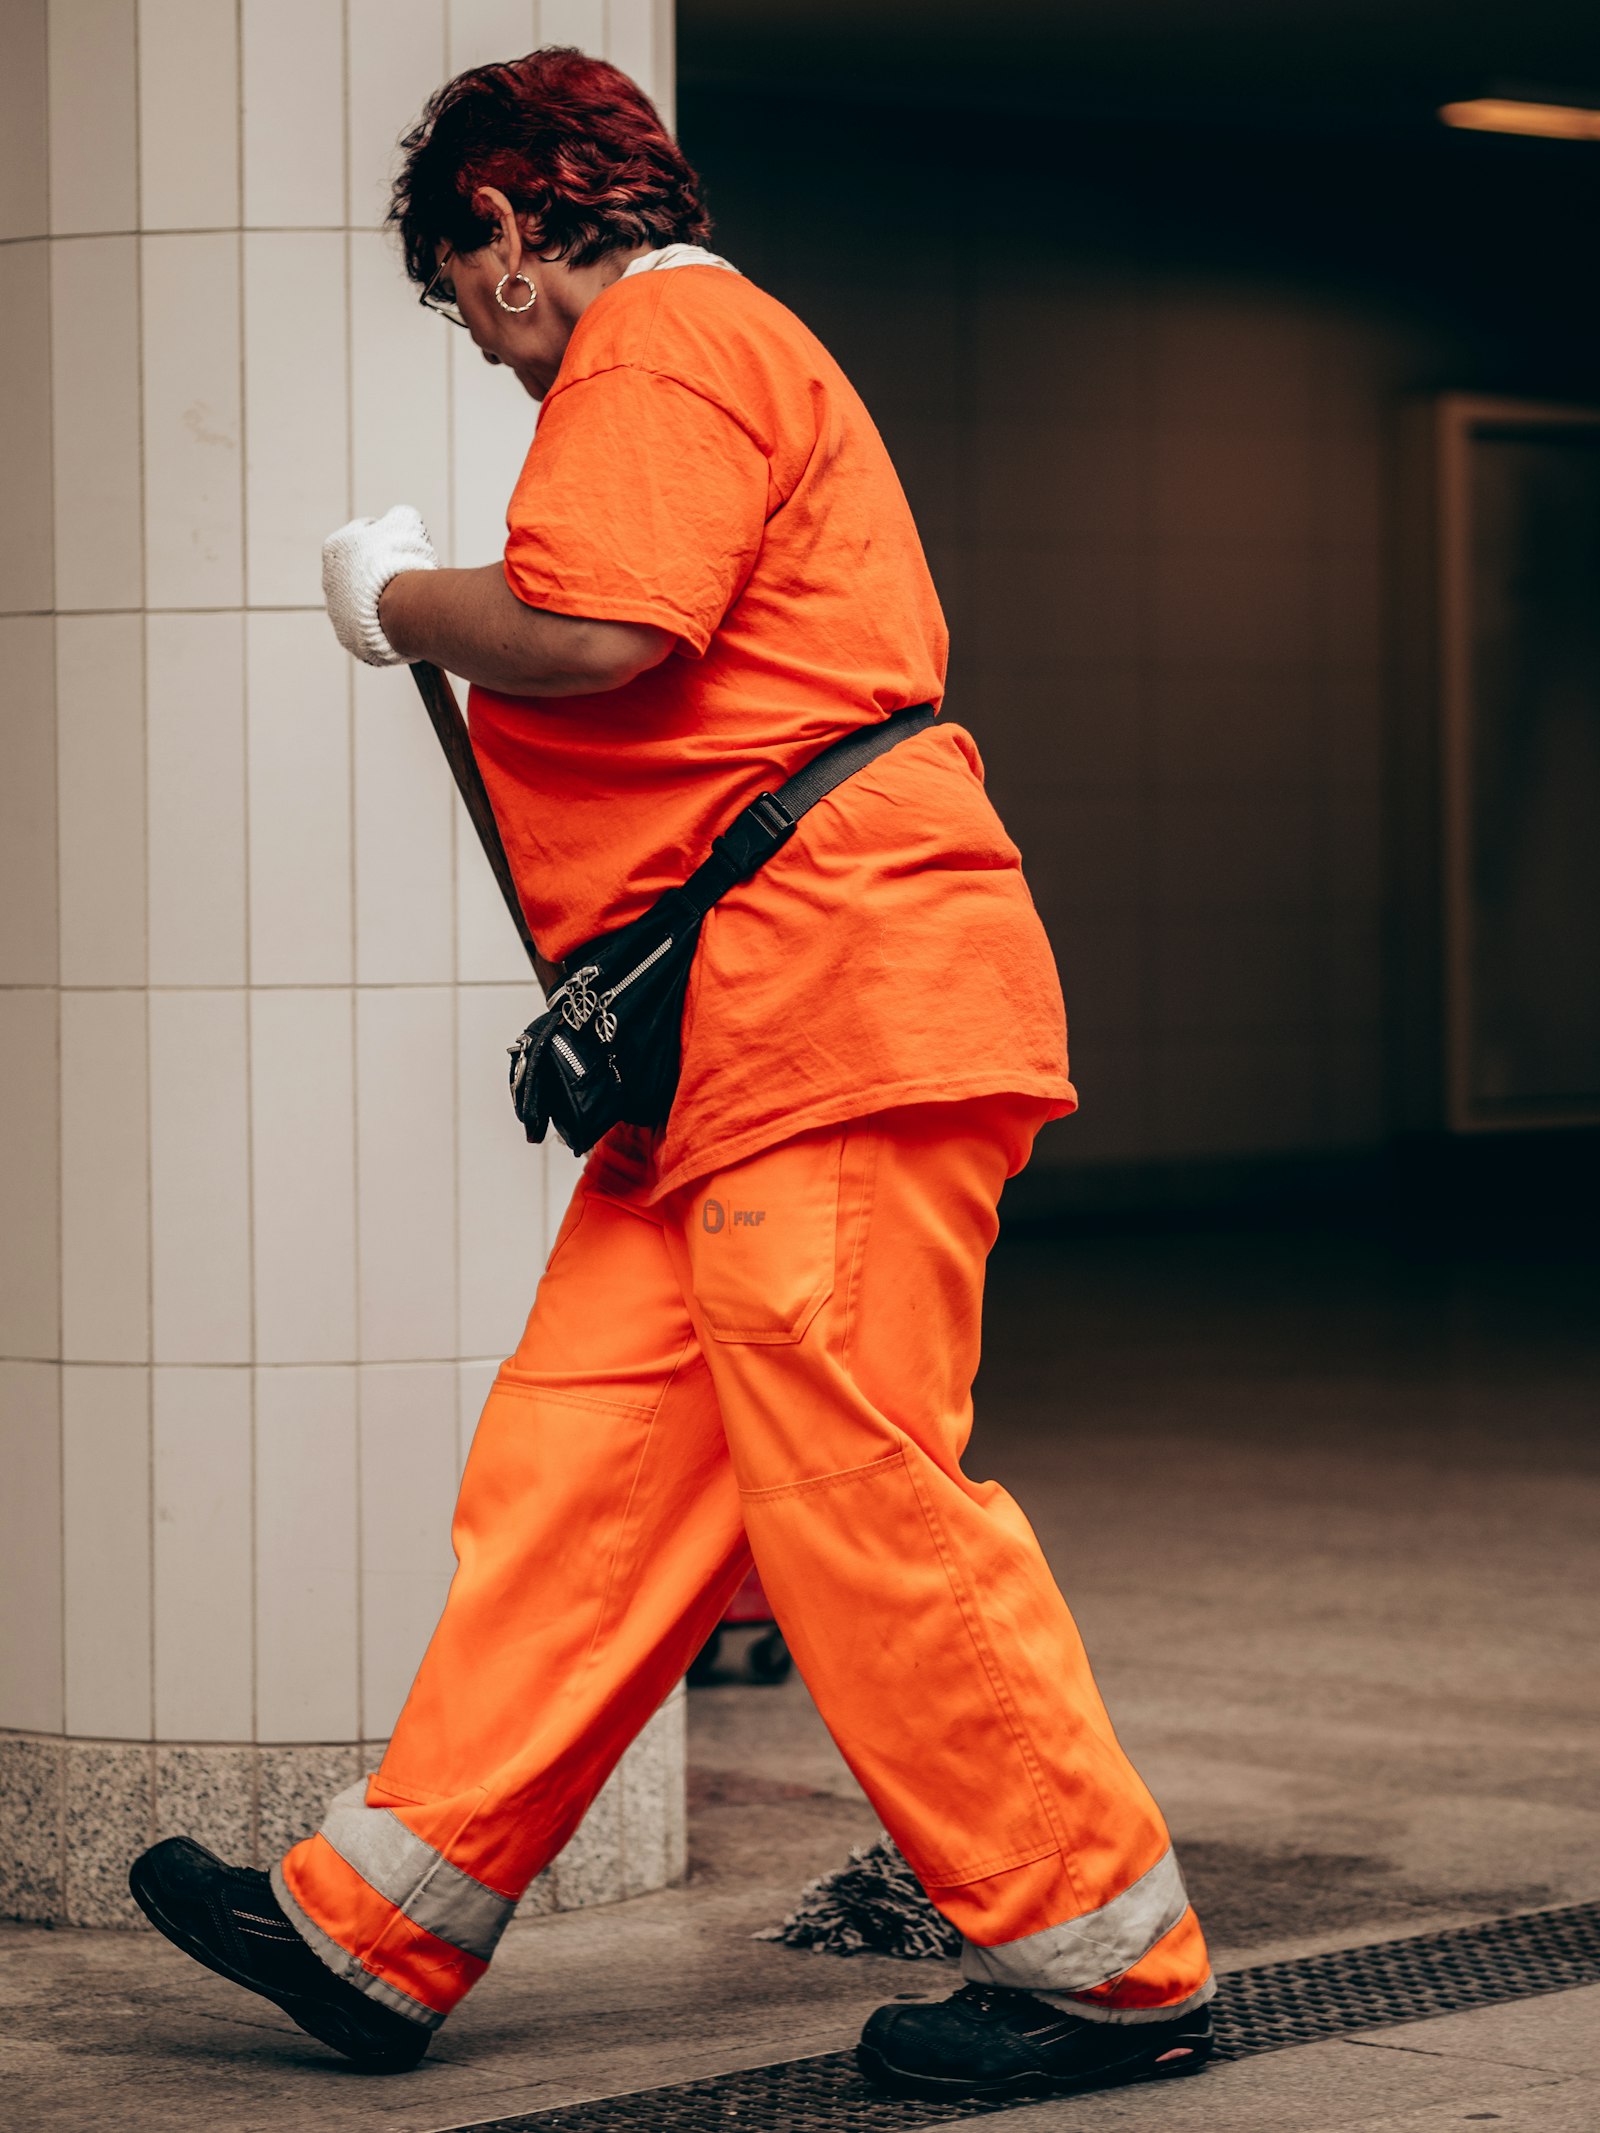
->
[[420, 257, 468, 328]]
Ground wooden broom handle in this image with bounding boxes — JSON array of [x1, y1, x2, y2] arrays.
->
[[407, 661, 546, 978]]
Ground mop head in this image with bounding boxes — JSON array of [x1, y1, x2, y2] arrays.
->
[[757, 1835, 959, 1960]]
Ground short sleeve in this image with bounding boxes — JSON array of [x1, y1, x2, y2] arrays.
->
[[502, 368, 770, 656]]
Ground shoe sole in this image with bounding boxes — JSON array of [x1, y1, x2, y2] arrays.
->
[[855, 2033, 1212, 2103], [128, 1854, 426, 2074]]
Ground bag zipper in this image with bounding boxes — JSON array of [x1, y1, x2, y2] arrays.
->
[[539, 936, 674, 1079], [550, 1030, 587, 1077], [601, 934, 674, 1007]]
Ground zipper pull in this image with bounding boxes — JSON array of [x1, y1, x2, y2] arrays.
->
[[561, 965, 601, 1031], [507, 1033, 533, 1096]]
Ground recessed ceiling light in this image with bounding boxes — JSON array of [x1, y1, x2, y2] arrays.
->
[[1439, 97, 1600, 141]]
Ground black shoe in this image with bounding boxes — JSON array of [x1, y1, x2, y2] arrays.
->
[[129, 1837, 431, 2073], [857, 1982, 1212, 2102]]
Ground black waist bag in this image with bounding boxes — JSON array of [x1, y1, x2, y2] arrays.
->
[[507, 704, 936, 1156]]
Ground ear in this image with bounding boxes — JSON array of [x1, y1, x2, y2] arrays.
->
[[470, 185, 526, 268]]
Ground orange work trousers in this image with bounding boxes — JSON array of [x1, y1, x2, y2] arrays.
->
[[275, 1097, 1212, 2031]]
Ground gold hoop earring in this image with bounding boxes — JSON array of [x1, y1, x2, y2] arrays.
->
[[495, 271, 537, 314]]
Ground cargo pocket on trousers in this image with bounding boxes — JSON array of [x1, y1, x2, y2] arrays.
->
[[685, 1131, 844, 1345]]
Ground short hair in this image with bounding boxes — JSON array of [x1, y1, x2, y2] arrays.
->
[[390, 46, 712, 283]]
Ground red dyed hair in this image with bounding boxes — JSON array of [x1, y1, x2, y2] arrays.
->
[[390, 46, 711, 282]]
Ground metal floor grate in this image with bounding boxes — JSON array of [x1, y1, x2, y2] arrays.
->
[[440, 1898, 1600, 2132]]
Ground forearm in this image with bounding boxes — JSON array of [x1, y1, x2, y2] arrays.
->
[[379, 564, 667, 696]]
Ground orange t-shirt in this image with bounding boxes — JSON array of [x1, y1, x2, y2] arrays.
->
[[470, 264, 1074, 1198]]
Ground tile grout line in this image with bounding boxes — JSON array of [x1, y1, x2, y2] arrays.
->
[[1, 1354, 516, 1371], [0, 606, 329, 618], [0, 224, 399, 244], [40, 0, 66, 1904], [442, 0, 466, 1482], [3, 980, 560, 993], [343, 0, 367, 1753], [129, 0, 158, 1808], [232, 0, 263, 1774]]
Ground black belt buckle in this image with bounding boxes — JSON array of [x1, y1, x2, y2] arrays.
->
[[748, 790, 796, 846], [714, 790, 797, 881]]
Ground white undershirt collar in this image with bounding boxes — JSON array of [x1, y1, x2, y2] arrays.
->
[[620, 243, 739, 279]]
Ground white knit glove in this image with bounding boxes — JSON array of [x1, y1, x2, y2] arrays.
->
[[321, 504, 438, 666]]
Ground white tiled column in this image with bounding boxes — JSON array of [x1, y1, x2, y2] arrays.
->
[[0, 0, 683, 1931]]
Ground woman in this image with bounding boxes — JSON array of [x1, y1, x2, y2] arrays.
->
[[130, 48, 1213, 2103]]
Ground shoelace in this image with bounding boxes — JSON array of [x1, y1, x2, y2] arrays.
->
[[952, 1983, 1084, 2040]]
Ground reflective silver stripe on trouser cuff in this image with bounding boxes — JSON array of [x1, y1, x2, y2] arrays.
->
[[316, 1779, 518, 1963], [270, 1860, 444, 2031], [268, 1779, 518, 2028], [1031, 1974, 1217, 2024], [959, 1843, 1211, 2022]]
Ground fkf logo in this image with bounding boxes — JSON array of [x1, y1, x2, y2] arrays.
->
[[701, 1198, 766, 1233]]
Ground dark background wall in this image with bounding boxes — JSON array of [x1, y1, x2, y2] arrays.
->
[[677, 10, 1600, 1210]]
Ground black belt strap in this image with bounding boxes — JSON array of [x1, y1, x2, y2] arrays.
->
[[674, 704, 937, 923]]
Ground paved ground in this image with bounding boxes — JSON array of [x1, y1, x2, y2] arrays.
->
[[997, 1986, 1600, 2131], [3, 1216, 1597, 2130]]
